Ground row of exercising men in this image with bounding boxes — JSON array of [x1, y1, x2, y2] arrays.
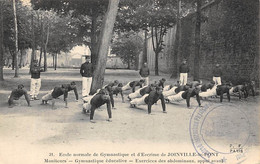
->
[[8, 78, 255, 123]]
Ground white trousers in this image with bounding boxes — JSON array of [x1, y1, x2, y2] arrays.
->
[[30, 78, 41, 98], [180, 73, 188, 85], [163, 85, 171, 91], [213, 77, 221, 86], [163, 86, 178, 97], [82, 77, 92, 97], [130, 94, 149, 105], [167, 91, 185, 103], [200, 85, 217, 98], [128, 87, 143, 99], [83, 103, 92, 111], [122, 82, 131, 91], [42, 89, 54, 101], [141, 76, 149, 86]]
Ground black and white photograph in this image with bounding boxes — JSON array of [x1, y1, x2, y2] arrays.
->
[[0, 0, 259, 163]]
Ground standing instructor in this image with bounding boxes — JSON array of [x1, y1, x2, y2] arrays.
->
[[80, 56, 94, 97], [179, 59, 189, 85]]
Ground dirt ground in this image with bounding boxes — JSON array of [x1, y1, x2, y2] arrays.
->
[[0, 68, 259, 164]]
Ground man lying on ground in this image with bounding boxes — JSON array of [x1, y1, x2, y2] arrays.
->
[[200, 81, 215, 92], [41, 81, 77, 109], [122, 79, 145, 93], [127, 83, 156, 101], [8, 84, 31, 108], [163, 84, 189, 97], [163, 81, 180, 91], [216, 82, 232, 102], [112, 83, 125, 103], [82, 89, 112, 123], [130, 86, 167, 114], [186, 80, 202, 88], [165, 86, 201, 109]]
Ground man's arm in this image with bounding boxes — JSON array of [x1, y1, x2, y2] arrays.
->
[[139, 68, 142, 76], [80, 64, 84, 76], [186, 92, 191, 108], [160, 95, 166, 112], [132, 83, 137, 93], [106, 99, 112, 119], [23, 90, 31, 106], [74, 87, 79, 100], [120, 89, 124, 102], [195, 94, 201, 106]]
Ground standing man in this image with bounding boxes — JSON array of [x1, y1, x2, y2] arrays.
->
[[179, 59, 189, 85], [212, 63, 222, 86], [80, 56, 94, 97], [139, 62, 150, 86], [30, 59, 44, 100]]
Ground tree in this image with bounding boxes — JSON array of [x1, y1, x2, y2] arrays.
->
[[90, 0, 120, 94], [112, 33, 143, 69], [115, 0, 177, 75], [0, 0, 4, 81], [13, 0, 19, 77], [171, 0, 181, 78], [193, 0, 201, 80], [31, 0, 109, 67]]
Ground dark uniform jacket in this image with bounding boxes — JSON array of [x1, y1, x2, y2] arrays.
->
[[181, 88, 201, 107], [213, 67, 222, 77], [144, 91, 166, 114], [179, 64, 189, 73], [80, 62, 94, 77], [139, 66, 150, 77], [61, 84, 79, 100], [30, 66, 44, 79]]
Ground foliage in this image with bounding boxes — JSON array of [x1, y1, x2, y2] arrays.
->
[[111, 33, 143, 68]]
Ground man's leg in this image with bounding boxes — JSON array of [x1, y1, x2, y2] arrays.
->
[[217, 77, 221, 86], [183, 73, 188, 85], [180, 73, 184, 85], [146, 77, 149, 85], [82, 77, 87, 97], [122, 82, 131, 91], [34, 78, 41, 99], [166, 91, 184, 103], [130, 94, 148, 107], [213, 77, 217, 85], [8, 96, 14, 107], [83, 103, 91, 113], [51, 99, 56, 109], [85, 77, 92, 96], [163, 87, 177, 97], [30, 78, 36, 99], [90, 105, 97, 123]]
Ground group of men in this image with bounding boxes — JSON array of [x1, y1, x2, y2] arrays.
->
[[8, 57, 256, 123]]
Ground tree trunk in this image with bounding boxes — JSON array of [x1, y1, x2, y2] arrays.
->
[[39, 16, 44, 67], [44, 24, 49, 71], [19, 49, 23, 68], [90, 12, 99, 67], [193, 0, 201, 80], [52, 54, 54, 69], [30, 13, 35, 74], [171, 0, 181, 78], [12, 51, 14, 70], [54, 53, 57, 70], [13, 0, 19, 77], [39, 47, 43, 66], [127, 58, 130, 69], [143, 30, 148, 63], [155, 51, 159, 75], [0, 0, 4, 81], [90, 0, 120, 94]]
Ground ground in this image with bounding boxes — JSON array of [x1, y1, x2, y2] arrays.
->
[[0, 68, 259, 164]]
